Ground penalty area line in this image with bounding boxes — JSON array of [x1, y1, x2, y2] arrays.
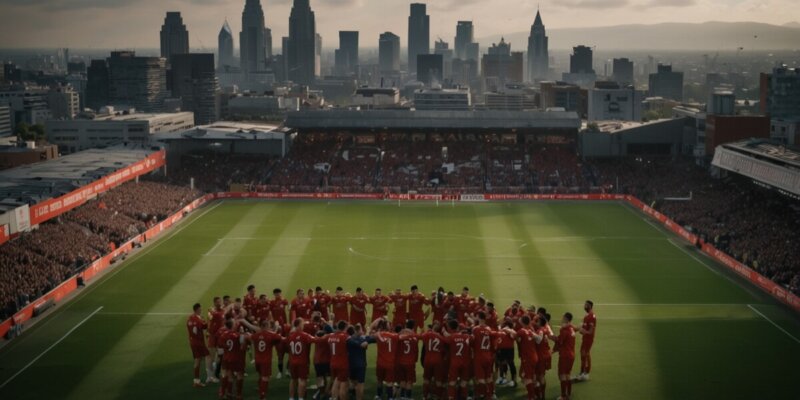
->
[[747, 304, 800, 344], [0, 306, 104, 389]]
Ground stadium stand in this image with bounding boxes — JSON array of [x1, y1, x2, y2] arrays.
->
[[0, 181, 200, 320]]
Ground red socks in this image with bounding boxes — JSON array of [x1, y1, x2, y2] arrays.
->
[[526, 382, 536, 399], [448, 385, 457, 399], [560, 380, 568, 398], [219, 376, 229, 398]]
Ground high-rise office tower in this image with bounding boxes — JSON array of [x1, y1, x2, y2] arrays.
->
[[171, 53, 219, 125], [335, 31, 359, 76], [612, 58, 634, 86], [240, 0, 268, 73], [86, 59, 109, 110], [264, 27, 273, 58], [107, 51, 167, 112], [288, 0, 317, 84], [160, 12, 189, 65], [407, 3, 430, 74], [527, 10, 549, 82], [455, 21, 474, 61], [648, 64, 684, 101], [434, 39, 453, 80], [570, 45, 594, 74], [482, 38, 523, 84], [417, 54, 443, 86], [379, 32, 401, 74], [218, 20, 235, 70]]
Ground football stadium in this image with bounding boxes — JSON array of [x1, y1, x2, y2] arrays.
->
[[1, 107, 799, 400]]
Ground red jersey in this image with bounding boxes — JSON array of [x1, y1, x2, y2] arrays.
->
[[314, 336, 331, 364], [408, 292, 427, 316], [287, 330, 316, 365], [497, 330, 515, 350], [252, 330, 282, 364], [486, 310, 499, 329], [221, 330, 247, 362], [398, 333, 420, 365], [444, 332, 471, 366], [370, 295, 391, 320], [535, 325, 553, 359], [376, 332, 400, 367], [331, 295, 351, 322], [471, 325, 498, 362], [270, 297, 289, 323], [390, 293, 409, 318], [557, 325, 576, 359], [504, 307, 524, 322], [243, 294, 258, 315], [455, 296, 472, 319], [582, 312, 597, 339], [327, 332, 350, 367], [187, 314, 207, 346], [314, 292, 332, 319], [431, 298, 448, 323], [208, 308, 225, 338], [421, 331, 445, 364], [516, 327, 539, 364], [291, 297, 313, 321], [350, 295, 369, 316], [255, 301, 271, 322]]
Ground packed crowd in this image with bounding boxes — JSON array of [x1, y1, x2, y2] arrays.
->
[[592, 158, 800, 295], [188, 285, 596, 400], [0, 181, 201, 320]]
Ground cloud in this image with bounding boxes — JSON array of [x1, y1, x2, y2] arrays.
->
[[639, 0, 696, 7], [553, 0, 630, 9], [0, 0, 133, 10]]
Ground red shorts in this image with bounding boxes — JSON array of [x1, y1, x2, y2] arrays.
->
[[520, 360, 536, 379], [331, 363, 349, 382], [190, 343, 210, 359], [228, 358, 246, 373], [423, 360, 446, 382], [473, 358, 494, 381], [410, 313, 425, 328], [376, 364, 395, 383], [581, 337, 594, 353], [207, 332, 218, 348], [289, 362, 310, 380], [397, 363, 416, 383], [256, 361, 273, 377], [536, 356, 551, 375], [448, 363, 470, 382], [558, 356, 575, 376]]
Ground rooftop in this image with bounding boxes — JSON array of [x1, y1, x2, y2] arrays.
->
[[154, 121, 290, 141], [723, 139, 800, 169], [0, 146, 157, 212]]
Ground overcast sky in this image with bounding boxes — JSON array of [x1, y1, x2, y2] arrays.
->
[[0, 0, 797, 49]]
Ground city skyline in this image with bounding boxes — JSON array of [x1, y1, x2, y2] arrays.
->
[[1, 0, 799, 49]]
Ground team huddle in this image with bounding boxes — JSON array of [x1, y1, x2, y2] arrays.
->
[[186, 285, 597, 400]]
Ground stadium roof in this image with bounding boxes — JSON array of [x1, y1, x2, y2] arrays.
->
[[285, 109, 581, 131], [712, 139, 800, 197], [154, 121, 291, 141], [0, 146, 156, 212]]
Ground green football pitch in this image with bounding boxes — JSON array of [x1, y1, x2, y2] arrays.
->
[[1, 200, 799, 400]]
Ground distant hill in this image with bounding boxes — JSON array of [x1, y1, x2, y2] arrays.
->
[[478, 21, 800, 51], [784, 21, 800, 28]]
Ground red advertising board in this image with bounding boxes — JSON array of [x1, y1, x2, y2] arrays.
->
[[28, 150, 166, 226], [0, 224, 8, 246]]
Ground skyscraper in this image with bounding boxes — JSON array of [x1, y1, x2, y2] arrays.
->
[[379, 32, 401, 74], [434, 39, 453, 80], [160, 12, 189, 65], [171, 53, 219, 125], [612, 58, 634, 86], [648, 64, 684, 101], [288, 0, 317, 84], [107, 51, 167, 112], [454, 21, 474, 61], [570, 45, 594, 74], [86, 59, 109, 110], [218, 20, 235, 70], [481, 38, 523, 84], [335, 31, 359, 76], [407, 3, 430, 74], [417, 54, 443, 86], [240, 0, 268, 74], [527, 10, 549, 82]]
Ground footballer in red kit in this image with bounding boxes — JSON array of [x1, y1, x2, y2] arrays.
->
[[270, 288, 289, 325], [472, 312, 500, 399], [444, 319, 472, 400], [290, 289, 313, 321], [408, 285, 427, 330], [251, 320, 282, 400], [287, 318, 317, 400], [220, 320, 248, 400], [349, 287, 369, 326], [243, 285, 258, 316], [187, 303, 211, 387], [369, 288, 391, 322], [313, 286, 332, 320], [551, 313, 576, 400], [374, 320, 400, 399], [327, 321, 351, 399], [389, 288, 409, 328], [421, 322, 447, 400], [331, 287, 351, 323], [535, 314, 554, 400], [577, 300, 596, 381], [397, 320, 421, 399]]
